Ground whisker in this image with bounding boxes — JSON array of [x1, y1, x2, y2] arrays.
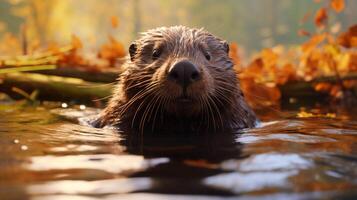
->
[[131, 83, 160, 129], [151, 92, 164, 132], [203, 96, 216, 131], [140, 90, 161, 133], [93, 94, 114, 102], [209, 95, 224, 129], [125, 79, 152, 90]]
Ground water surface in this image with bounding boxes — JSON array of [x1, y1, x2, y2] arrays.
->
[[0, 104, 357, 200]]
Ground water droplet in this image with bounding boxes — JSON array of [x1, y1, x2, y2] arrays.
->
[[289, 98, 297, 104], [14, 139, 19, 144], [21, 145, 28, 151]]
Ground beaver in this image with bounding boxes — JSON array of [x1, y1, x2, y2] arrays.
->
[[93, 26, 257, 133]]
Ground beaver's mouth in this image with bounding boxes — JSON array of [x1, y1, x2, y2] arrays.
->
[[176, 96, 193, 103], [163, 95, 202, 116]]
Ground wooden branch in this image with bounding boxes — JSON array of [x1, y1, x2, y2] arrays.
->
[[2, 46, 73, 60], [29, 68, 120, 83], [310, 72, 357, 83], [279, 81, 327, 99], [279, 72, 357, 99], [0, 72, 114, 105], [0, 65, 57, 74]]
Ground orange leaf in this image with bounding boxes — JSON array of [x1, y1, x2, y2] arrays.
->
[[276, 63, 297, 84], [343, 80, 357, 89], [330, 0, 345, 13], [261, 48, 278, 68], [240, 78, 281, 108], [351, 37, 357, 47], [229, 42, 240, 67], [314, 82, 332, 92], [337, 24, 357, 48], [298, 29, 311, 37], [110, 16, 119, 28], [330, 85, 342, 98], [314, 8, 328, 28], [71, 34, 83, 49], [98, 35, 126, 67], [301, 34, 326, 53]]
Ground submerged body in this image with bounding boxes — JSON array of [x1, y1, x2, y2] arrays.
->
[[93, 26, 257, 133]]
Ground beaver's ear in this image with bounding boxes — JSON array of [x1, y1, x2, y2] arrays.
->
[[221, 40, 229, 54], [129, 42, 137, 61]]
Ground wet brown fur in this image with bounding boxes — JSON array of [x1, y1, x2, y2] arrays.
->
[[93, 26, 257, 133]]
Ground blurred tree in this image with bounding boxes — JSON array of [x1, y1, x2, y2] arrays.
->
[[11, 0, 61, 45], [0, 1, 23, 34], [0, 0, 355, 55], [132, 0, 141, 38]]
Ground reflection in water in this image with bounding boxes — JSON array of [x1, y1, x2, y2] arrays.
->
[[220, 153, 312, 171], [27, 154, 169, 173], [120, 130, 243, 161], [0, 106, 357, 199], [204, 170, 297, 193], [27, 178, 154, 195]]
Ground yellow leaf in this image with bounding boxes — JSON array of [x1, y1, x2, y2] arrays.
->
[[297, 111, 336, 118], [337, 53, 350, 73]]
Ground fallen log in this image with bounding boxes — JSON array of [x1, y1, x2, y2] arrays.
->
[[279, 80, 330, 108], [279, 72, 357, 99], [0, 65, 57, 74], [279, 75, 357, 108], [0, 72, 114, 105], [29, 68, 120, 83]]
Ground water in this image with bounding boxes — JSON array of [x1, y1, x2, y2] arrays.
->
[[1, 103, 357, 200]]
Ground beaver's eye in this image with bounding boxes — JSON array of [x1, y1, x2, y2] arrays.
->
[[152, 49, 161, 60], [204, 53, 211, 61]]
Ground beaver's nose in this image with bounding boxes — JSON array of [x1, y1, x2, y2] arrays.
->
[[167, 60, 201, 87]]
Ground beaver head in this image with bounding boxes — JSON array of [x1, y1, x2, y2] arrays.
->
[[94, 26, 257, 133]]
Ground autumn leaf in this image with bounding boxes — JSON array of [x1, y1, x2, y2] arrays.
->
[[98, 35, 126, 67], [71, 34, 83, 49], [337, 24, 357, 48], [297, 111, 336, 118], [330, 0, 345, 13], [261, 48, 278, 68], [240, 58, 264, 81], [276, 63, 297, 84], [314, 8, 328, 28], [343, 80, 357, 89], [330, 85, 343, 98], [229, 42, 240, 68], [240, 77, 281, 108], [314, 82, 332, 92], [298, 29, 311, 37], [111, 16, 119, 28], [301, 34, 326, 53], [348, 24, 357, 35]]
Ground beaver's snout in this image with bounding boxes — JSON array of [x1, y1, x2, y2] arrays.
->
[[167, 60, 201, 88]]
